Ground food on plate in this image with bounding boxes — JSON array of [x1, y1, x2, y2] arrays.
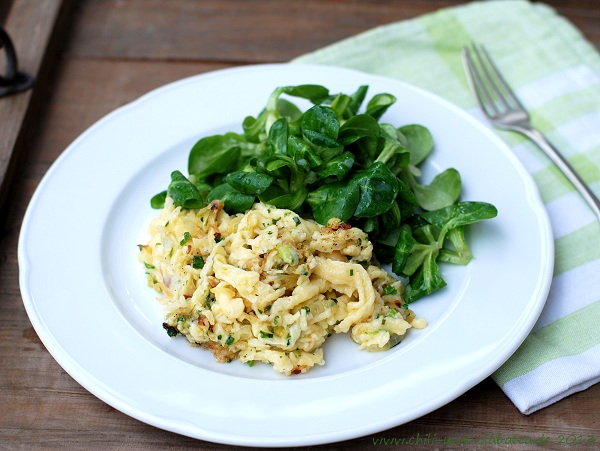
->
[[140, 83, 496, 373], [139, 199, 425, 374]]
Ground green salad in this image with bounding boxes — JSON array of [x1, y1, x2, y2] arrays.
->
[[150, 84, 497, 303]]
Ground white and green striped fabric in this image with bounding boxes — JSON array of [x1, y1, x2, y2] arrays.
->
[[294, 0, 600, 414]]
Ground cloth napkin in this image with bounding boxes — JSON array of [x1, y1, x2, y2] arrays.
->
[[293, 0, 600, 415]]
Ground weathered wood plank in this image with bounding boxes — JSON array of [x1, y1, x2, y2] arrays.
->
[[0, 0, 76, 227], [64, 0, 469, 62], [66, 0, 599, 64]]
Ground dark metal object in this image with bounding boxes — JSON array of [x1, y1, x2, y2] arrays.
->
[[0, 27, 34, 97]]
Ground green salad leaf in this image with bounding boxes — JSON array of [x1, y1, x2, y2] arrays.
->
[[150, 84, 498, 303]]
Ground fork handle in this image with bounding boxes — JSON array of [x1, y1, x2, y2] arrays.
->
[[520, 127, 600, 222]]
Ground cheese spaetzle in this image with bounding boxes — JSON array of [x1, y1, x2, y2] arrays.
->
[[139, 198, 425, 375]]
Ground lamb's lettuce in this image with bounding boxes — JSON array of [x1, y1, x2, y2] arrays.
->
[[151, 84, 498, 303]]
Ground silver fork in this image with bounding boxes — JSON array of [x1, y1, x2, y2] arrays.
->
[[462, 43, 600, 221]]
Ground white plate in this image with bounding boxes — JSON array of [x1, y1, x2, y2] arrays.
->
[[19, 64, 553, 447]]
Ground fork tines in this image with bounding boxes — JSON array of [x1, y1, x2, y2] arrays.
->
[[462, 43, 528, 120]]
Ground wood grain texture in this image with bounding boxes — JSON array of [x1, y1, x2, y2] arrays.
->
[[2, 1, 599, 449], [0, 0, 75, 228], [66, 0, 599, 65], [66, 0, 459, 62]]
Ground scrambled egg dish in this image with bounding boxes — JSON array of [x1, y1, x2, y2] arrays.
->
[[139, 198, 425, 375]]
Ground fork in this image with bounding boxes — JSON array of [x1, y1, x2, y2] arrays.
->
[[462, 43, 600, 222]]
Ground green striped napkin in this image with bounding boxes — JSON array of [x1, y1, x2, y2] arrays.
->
[[293, 0, 600, 414]]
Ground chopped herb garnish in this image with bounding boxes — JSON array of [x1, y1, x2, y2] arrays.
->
[[350, 269, 354, 276], [162, 323, 179, 337], [192, 255, 205, 269], [247, 360, 255, 367], [225, 334, 235, 345], [277, 245, 299, 265], [143, 262, 155, 269], [180, 232, 192, 245], [203, 291, 216, 309], [293, 217, 301, 226], [384, 285, 398, 295], [259, 331, 274, 339]]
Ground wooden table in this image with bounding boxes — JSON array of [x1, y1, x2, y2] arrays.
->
[[2, 1, 599, 449]]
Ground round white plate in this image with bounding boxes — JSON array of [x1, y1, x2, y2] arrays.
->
[[19, 64, 553, 447]]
